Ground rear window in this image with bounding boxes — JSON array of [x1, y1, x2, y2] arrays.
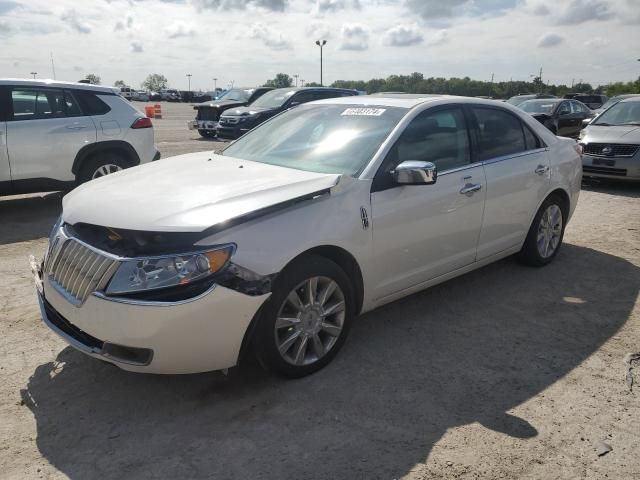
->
[[75, 91, 111, 115]]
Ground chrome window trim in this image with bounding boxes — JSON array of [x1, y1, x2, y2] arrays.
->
[[92, 283, 217, 307], [436, 148, 548, 177]]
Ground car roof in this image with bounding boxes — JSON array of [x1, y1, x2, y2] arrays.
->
[[521, 98, 561, 104], [619, 96, 640, 103], [0, 78, 116, 94], [313, 93, 510, 109], [269, 87, 357, 94]]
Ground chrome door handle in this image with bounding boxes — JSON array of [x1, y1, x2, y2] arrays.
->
[[535, 165, 549, 175], [66, 124, 88, 130], [460, 183, 482, 195]]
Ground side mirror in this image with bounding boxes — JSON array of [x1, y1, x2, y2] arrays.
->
[[581, 118, 592, 129], [289, 101, 301, 107], [393, 161, 437, 185]]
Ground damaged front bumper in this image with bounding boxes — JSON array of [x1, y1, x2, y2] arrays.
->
[[31, 252, 271, 374]]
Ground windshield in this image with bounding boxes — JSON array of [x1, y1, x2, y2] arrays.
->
[[506, 96, 533, 106], [593, 101, 640, 126], [218, 89, 250, 102], [222, 104, 407, 175], [519, 100, 558, 114], [249, 89, 296, 109]]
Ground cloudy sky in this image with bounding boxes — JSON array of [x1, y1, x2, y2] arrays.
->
[[1, 0, 639, 91]]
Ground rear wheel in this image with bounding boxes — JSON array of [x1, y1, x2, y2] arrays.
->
[[253, 255, 354, 378], [78, 152, 130, 184], [198, 129, 214, 138], [518, 195, 566, 267]]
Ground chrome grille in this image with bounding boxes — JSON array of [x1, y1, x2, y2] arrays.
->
[[582, 143, 639, 158], [47, 238, 119, 305], [220, 116, 239, 125]]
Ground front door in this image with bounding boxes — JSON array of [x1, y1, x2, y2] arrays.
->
[[6, 87, 95, 182], [370, 107, 486, 300]]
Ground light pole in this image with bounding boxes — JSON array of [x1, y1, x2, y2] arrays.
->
[[300, 79, 305, 87], [186, 73, 192, 94], [30, 71, 37, 79], [294, 74, 299, 87], [315, 39, 327, 86], [213, 77, 217, 92]]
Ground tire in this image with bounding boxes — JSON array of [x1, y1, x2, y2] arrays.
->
[[253, 255, 354, 378], [518, 195, 567, 267], [198, 129, 212, 138], [77, 152, 130, 184]]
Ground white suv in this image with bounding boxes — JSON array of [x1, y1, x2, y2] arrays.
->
[[0, 79, 159, 196]]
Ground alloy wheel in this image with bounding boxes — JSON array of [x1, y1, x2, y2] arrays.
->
[[274, 276, 346, 366], [536, 204, 563, 258], [92, 164, 123, 179]]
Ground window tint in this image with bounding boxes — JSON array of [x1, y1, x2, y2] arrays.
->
[[557, 102, 571, 115], [472, 107, 526, 161], [291, 91, 319, 104], [523, 124, 540, 150], [64, 91, 83, 116], [74, 91, 111, 115], [386, 108, 470, 173], [11, 88, 71, 120]]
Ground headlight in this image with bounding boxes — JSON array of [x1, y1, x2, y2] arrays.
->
[[105, 245, 234, 295]]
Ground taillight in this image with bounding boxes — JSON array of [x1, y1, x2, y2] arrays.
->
[[131, 117, 152, 129]]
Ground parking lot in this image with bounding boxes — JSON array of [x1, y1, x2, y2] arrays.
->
[[1, 101, 639, 479]]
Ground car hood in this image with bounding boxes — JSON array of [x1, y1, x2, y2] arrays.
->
[[582, 125, 640, 142], [222, 106, 273, 117], [62, 153, 341, 232], [193, 99, 246, 109]]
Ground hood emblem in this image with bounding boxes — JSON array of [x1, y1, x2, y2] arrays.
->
[[601, 146, 613, 156]]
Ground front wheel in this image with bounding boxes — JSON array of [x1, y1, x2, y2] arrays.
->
[[253, 255, 354, 378], [77, 152, 129, 184], [518, 195, 566, 267]]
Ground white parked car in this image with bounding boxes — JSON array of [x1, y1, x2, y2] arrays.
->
[[1, 79, 159, 196], [33, 95, 582, 378]]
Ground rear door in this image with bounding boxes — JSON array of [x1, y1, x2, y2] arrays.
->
[[0, 86, 10, 192], [555, 101, 574, 137], [471, 106, 550, 260], [6, 87, 96, 182]]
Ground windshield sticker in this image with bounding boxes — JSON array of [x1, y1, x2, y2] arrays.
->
[[341, 108, 386, 116]]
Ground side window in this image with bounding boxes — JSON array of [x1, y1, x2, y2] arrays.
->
[[523, 124, 541, 150], [290, 91, 317, 105], [64, 91, 83, 116], [472, 107, 526, 161], [557, 102, 571, 115], [11, 88, 72, 120], [385, 108, 470, 173], [74, 91, 111, 115]]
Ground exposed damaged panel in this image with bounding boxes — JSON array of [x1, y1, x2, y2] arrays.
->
[[215, 263, 276, 296]]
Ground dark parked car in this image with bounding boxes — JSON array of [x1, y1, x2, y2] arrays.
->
[[188, 87, 273, 138], [563, 94, 608, 110], [518, 98, 593, 138], [217, 87, 358, 139], [506, 93, 556, 107]]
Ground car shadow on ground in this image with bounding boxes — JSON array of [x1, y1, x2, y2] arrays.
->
[[21, 244, 639, 479], [0, 192, 62, 245], [581, 179, 640, 198]]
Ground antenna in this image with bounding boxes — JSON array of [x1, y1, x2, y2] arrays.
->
[[50, 52, 56, 80]]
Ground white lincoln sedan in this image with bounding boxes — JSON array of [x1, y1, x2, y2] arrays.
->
[[33, 95, 582, 378]]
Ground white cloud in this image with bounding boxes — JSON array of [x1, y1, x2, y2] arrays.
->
[[340, 23, 369, 50], [426, 29, 448, 46], [383, 24, 423, 47], [165, 21, 196, 38], [115, 15, 134, 32], [315, 0, 360, 13], [60, 9, 91, 34], [537, 32, 564, 48], [249, 22, 291, 50], [558, 0, 613, 24], [306, 20, 331, 40], [584, 36, 608, 48], [192, 0, 288, 11], [130, 40, 144, 52], [532, 3, 550, 15]]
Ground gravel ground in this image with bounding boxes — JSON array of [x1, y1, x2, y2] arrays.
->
[[0, 102, 639, 479]]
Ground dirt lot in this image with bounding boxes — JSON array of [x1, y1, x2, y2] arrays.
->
[[1, 102, 639, 479]]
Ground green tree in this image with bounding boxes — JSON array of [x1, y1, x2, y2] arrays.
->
[[141, 73, 168, 92], [84, 74, 101, 85], [113, 80, 127, 88], [264, 73, 293, 88]]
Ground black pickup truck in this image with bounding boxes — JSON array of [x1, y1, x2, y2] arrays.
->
[[188, 87, 273, 138]]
